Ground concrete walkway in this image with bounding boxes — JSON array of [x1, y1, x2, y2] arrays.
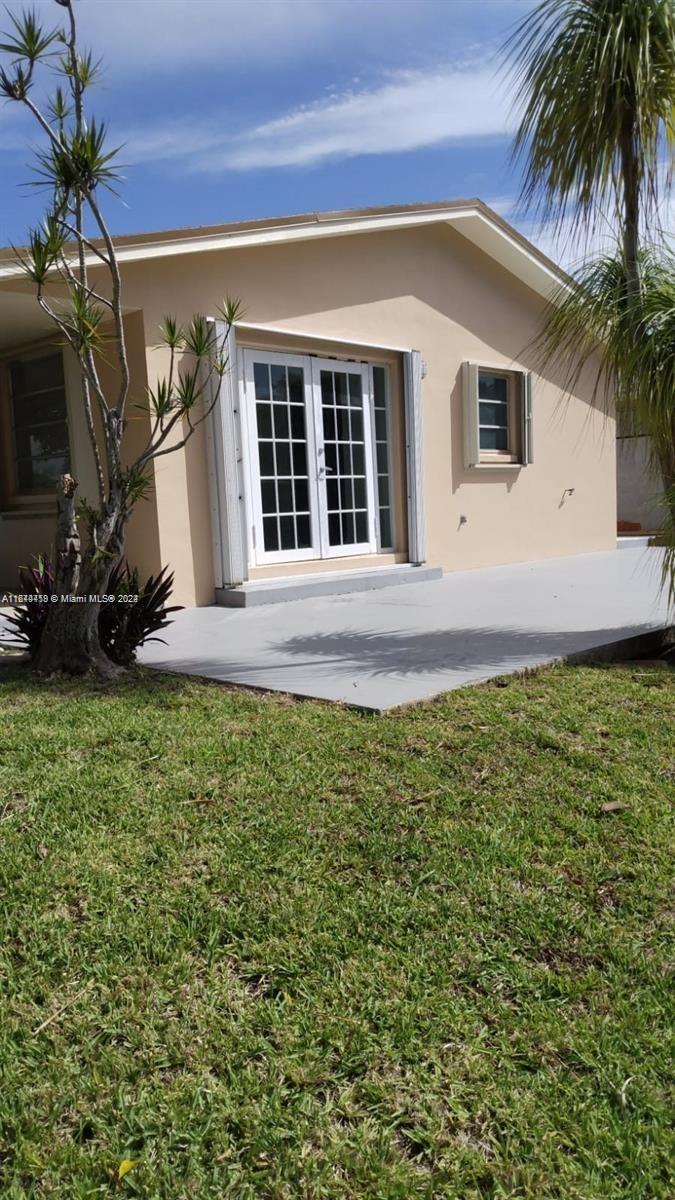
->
[[137, 545, 670, 711]]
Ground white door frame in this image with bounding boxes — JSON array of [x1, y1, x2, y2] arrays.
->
[[241, 349, 380, 567]]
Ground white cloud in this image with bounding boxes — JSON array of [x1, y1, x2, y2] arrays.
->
[[121, 62, 513, 172]]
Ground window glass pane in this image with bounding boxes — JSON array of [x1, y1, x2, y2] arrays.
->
[[271, 364, 287, 403], [478, 372, 508, 403], [334, 373, 348, 406], [350, 408, 364, 442], [322, 406, 336, 441], [256, 403, 272, 438], [261, 479, 276, 514], [348, 374, 363, 406], [263, 516, 279, 551], [272, 404, 289, 439], [293, 442, 308, 475], [294, 479, 309, 512], [277, 479, 293, 512], [479, 426, 509, 451], [279, 515, 295, 549], [341, 511, 355, 544], [259, 442, 274, 476], [296, 515, 311, 549], [10, 353, 64, 396], [339, 478, 353, 509], [354, 476, 366, 508], [479, 401, 508, 428], [375, 409, 387, 440], [287, 366, 303, 404], [377, 475, 390, 507], [290, 405, 305, 439], [326, 479, 339, 510], [379, 508, 392, 549], [338, 443, 352, 474], [328, 512, 341, 545], [335, 408, 350, 440], [276, 442, 291, 476], [320, 371, 333, 405], [373, 365, 386, 407], [253, 362, 270, 402], [355, 511, 369, 542]]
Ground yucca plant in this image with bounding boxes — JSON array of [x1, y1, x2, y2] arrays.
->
[[0, 1, 241, 677]]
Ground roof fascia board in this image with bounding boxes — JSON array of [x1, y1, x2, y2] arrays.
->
[[0, 206, 567, 300]]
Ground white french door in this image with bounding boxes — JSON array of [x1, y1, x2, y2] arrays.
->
[[242, 351, 379, 566]]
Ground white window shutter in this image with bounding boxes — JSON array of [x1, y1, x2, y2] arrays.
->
[[403, 350, 426, 564], [462, 361, 480, 468], [205, 320, 246, 588], [522, 370, 534, 465]]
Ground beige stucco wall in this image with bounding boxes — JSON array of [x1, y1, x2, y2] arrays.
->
[[117, 222, 614, 606]]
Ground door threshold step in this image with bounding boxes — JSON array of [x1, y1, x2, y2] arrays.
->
[[215, 564, 443, 607]]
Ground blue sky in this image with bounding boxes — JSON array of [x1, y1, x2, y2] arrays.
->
[[0, 0, 563, 257]]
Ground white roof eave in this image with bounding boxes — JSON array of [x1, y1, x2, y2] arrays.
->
[[0, 206, 567, 301]]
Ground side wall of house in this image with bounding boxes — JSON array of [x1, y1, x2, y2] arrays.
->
[[121, 223, 615, 606]]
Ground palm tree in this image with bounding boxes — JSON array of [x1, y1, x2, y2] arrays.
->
[[504, 0, 675, 592], [506, 0, 674, 300]]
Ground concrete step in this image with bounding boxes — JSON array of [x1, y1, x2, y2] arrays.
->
[[617, 535, 655, 550], [215, 564, 443, 607]]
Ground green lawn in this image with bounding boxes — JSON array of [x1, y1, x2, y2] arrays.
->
[[0, 660, 673, 1199]]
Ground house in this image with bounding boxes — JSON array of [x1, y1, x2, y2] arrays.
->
[[0, 200, 616, 607]]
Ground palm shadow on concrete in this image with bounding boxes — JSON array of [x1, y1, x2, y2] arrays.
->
[[139, 621, 661, 683]]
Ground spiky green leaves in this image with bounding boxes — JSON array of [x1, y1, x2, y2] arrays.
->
[[13, 217, 68, 284], [34, 119, 120, 196], [147, 301, 241, 427], [0, 7, 59, 64]]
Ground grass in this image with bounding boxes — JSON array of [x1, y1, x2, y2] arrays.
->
[[0, 660, 673, 1199]]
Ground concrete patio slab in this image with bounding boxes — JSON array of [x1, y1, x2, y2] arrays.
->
[[136, 544, 670, 712]]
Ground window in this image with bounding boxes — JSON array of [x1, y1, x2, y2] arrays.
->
[[372, 365, 394, 549], [462, 361, 533, 469], [9, 352, 70, 493], [478, 370, 513, 457]]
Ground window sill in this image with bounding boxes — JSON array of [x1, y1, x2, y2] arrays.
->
[[470, 461, 524, 471], [0, 503, 57, 520]]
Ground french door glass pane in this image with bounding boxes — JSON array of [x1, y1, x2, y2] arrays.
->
[[372, 366, 393, 549], [253, 361, 312, 553], [320, 369, 369, 547]]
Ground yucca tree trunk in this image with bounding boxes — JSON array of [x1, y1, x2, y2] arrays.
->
[[32, 475, 124, 678]]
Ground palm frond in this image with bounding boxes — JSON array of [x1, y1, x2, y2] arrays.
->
[[504, 0, 675, 237]]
